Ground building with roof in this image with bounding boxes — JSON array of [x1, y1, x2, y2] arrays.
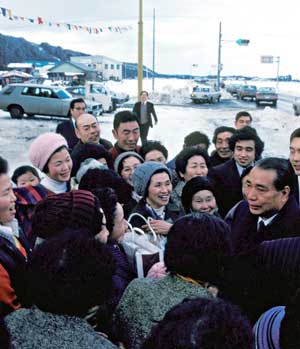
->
[[70, 55, 122, 81], [47, 62, 98, 83]]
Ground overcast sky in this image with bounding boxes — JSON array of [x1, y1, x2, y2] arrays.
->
[[0, 0, 299, 78]]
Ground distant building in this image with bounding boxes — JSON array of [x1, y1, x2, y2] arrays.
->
[[7, 63, 34, 75], [47, 62, 98, 83], [70, 55, 122, 81]]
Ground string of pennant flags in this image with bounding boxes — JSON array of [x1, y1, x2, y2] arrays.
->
[[0, 7, 133, 34]]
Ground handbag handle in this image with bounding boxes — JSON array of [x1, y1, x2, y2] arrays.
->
[[125, 220, 146, 236], [127, 212, 158, 242]]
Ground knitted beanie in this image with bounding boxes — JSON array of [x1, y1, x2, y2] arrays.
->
[[181, 176, 216, 213], [113, 151, 144, 175], [132, 162, 172, 197], [31, 190, 102, 239], [29, 133, 68, 171], [71, 143, 113, 176], [253, 306, 285, 349]]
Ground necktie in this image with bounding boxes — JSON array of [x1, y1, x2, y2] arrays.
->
[[257, 220, 266, 233]]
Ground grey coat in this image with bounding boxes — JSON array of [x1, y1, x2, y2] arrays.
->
[[5, 306, 118, 349], [114, 274, 212, 349]]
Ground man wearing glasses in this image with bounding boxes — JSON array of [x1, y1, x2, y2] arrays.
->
[[56, 98, 87, 151]]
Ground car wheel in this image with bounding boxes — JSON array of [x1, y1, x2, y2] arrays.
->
[[294, 107, 300, 116], [256, 101, 260, 106], [209, 97, 214, 104], [273, 101, 277, 107], [217, 96, 221, 103], [10, 105, 24, 119]]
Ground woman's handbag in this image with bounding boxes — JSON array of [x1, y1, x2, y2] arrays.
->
[[121, 213, 164, 278]]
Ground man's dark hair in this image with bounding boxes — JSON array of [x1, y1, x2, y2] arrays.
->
[[143, 297, 253, 349], [184, 131, 210, 150], [70, 98, 86, 110], [229, 126, 264, 160], [290, 127, 300, 142], [164, 213, 232, 284], [175, 147, 210, 179], [140, 90, 149, 96], [0, 156, 8, 175], [212, 126, 236, 145], [140, 140, 168, 160], [12, 165, 40, 184], [113, 110, 139, 131], [255, 157, 294, 191], [26, 234, 115, 317], [235, 111, 252, 122]]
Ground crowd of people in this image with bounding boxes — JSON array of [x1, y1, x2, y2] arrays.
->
[[0, 95, 299, 348]]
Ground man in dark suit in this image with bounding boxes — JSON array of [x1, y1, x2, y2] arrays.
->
[[56, 98, 86, 151], [133, 91, 158, 145], [289, 127, 300, 204], [208, 126, 264, 218], [226, 157, 300, 255]]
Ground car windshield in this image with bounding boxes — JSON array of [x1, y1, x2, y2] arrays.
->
[[54, 89, 73, 99], [194, 87, 210, 92], [258, 87, 276, 93]]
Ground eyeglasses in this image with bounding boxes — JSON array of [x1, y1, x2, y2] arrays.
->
[[74, 107, 86, 111]]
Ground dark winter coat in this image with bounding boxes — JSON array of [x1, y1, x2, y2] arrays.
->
[[209, 150, 231, 167], [56, 119, 78, 151], [208, 159, 243, 218], [222, 237, 300, 323], [133, 101, 158, 128], [110, 143, 141, 162], [129, 198, 184, 229], [225, 196, 300, 255], [0, 223, 27, 316], [106, 239, 135, 308]]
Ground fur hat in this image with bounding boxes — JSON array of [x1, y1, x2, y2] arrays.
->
[[29, 133, 68, 171], [132, 162, 171, 197], [31, 189, 102, 239], [114, 151, 144, 175], [181, 177, 216, 213]]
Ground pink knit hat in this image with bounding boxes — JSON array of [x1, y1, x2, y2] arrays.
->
[[29, 132, 68, 171]]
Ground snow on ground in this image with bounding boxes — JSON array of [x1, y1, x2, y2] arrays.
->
[[1, 77, 300, 174]]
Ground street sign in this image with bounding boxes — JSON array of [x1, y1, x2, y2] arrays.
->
[[261, 55, 274, 64], [236, 39, 250, 46]]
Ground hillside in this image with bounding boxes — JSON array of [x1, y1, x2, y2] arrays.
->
[[0, 33, 88, 69]]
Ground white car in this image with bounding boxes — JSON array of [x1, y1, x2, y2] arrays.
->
[[191, 85, 221, 104]]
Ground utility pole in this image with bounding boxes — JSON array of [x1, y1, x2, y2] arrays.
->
[[217, 21, 222, 91], [138, 0, 143, 99], [152, 8, 156, 92]]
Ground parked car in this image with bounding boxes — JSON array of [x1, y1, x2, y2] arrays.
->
[[236, 85, 257, 100], [293, 97, 300, 116], [226, 84, 243, 96], [191, 85, 221, 104], [0, 83, 102, 119], [66, 83, 113, 112], [255, 87, 278, 106]]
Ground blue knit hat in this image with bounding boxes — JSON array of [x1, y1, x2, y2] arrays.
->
[[132, 162, 172, 197], [253, 306, 285, 349]]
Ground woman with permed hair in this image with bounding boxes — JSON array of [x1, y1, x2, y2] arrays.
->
[[143, 297, 253, 349], [4, 234, 118, 348], [113, 213, 232, 349]]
